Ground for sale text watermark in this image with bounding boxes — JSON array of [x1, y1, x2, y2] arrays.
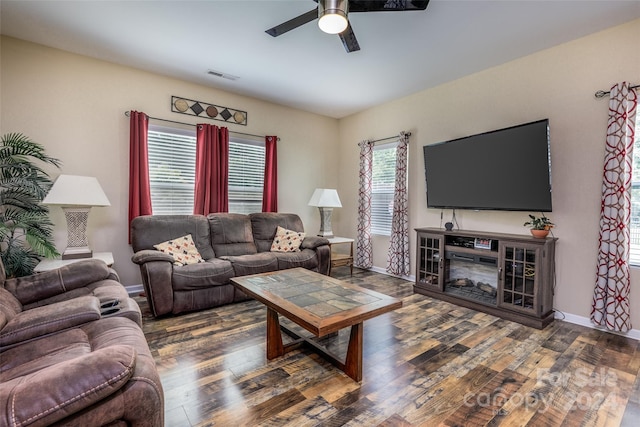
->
[[462, 367, 620, 414]]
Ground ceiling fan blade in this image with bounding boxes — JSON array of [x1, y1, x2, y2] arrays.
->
[[348, 0, 430, 12], [339, 23, 360, 53], [265, 9, 318, 37]]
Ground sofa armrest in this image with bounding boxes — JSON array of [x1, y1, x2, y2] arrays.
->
[[131, 249, 175, 265], [300, 236, 330, 250], [0, 295, 101, 348], [314, 244, 331, 275], [131, 252, 175, 317], [107, 267, 120, 281], [3, 259, 113, 306], [0, 345, 136, 427]]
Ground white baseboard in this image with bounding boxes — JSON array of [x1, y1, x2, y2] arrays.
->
[[364, 267, 640, 341], [555, 311, 640, 341], [368, 265, 414, 282], [125, 284, 144, 297]]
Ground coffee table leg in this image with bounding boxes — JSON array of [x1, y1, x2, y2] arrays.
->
[[344, 322, 363, 381], [266, 307, 284, 360]]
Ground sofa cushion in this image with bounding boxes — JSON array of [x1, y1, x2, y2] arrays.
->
[[0, 317, 163, 427], [131, 214, 215, 260], [272, 249, 320, 271], [270, 226, 305, 252], [250, 213, 306, 252], [221, 253, 279, 277], [22, 279, 130, 311], [4, 259, 114, 307], [0, 296, 101, 349], [0, 345, 136, 427], [171, 259, 235, 291], [208, 213, 258, 256], [0, 328, 91, 379], [154, 234, 205, 266]]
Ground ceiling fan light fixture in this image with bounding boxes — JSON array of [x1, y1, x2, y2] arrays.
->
[[318, 0, 349, 34]]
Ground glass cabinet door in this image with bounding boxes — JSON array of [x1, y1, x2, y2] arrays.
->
[[416, 233, 445, 291], [498, 242, 540, 315]]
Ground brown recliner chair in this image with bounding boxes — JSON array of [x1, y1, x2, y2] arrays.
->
[[0, 259, 163, 426], [0, 316, 164, 426], [0, 258, 141, 350]]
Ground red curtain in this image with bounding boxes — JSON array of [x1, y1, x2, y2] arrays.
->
[[128, 111, 152, 241], [194, 124, 229, 215], [262, 135, 278, 212]]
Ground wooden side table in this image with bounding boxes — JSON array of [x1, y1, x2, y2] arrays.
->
[[34, 252, 114, 273], [327, 237, 354, 276]]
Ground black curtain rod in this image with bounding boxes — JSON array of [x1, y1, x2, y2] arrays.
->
[[594, 84, 639, 99], [124, 111, 278, 141], [368, 132, 412, 145]]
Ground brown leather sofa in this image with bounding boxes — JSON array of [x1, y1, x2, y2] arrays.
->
[[0, 259, 163, 426], [131, 212, 331, 317]]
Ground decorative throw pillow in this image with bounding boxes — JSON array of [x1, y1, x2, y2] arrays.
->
[[270, 226, 305, 253], [153, 234, 204, 266]]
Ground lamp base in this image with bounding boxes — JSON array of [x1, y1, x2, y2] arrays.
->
[[62, 247, 93, 260], [317, 207, 335, 238], [62, 207, 93, 260]]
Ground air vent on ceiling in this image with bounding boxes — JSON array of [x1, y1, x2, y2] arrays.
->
[[207, 69, 239, 81]]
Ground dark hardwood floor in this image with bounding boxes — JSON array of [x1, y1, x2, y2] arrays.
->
[[137, 267, 640, 426]]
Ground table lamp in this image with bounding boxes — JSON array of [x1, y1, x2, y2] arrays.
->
[[308, 188, 342, 238], [42, 175, 111, 259]]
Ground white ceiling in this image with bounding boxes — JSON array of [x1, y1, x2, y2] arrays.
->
[[1, 0, 639, 118]]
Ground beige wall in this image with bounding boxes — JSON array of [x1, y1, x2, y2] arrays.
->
[[337, 19, 640, 326], [0, 36, 340, 285], [2, 19, 640, 328]]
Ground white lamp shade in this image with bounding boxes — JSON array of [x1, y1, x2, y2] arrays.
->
[[43, 175, 111, 207], [308, 188, 342, 208]]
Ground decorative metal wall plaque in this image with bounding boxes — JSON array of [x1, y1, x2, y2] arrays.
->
[[171, 95, 247, 126]]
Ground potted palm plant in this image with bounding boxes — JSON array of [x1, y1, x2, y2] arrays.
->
[[0, 133, 61, 277], [524, 214, 554, 238]]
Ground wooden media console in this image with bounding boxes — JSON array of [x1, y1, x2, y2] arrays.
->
[[414, 228, 557, 329]]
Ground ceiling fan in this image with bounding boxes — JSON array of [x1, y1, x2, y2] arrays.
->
[[265, 0, 430, 53]]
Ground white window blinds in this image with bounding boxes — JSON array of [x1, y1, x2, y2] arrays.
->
[[371, 141, 398, 236], [148, 127, 196, 215], [228, 140, 265, 214]]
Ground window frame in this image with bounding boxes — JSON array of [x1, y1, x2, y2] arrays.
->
[[629, 112, 640, 266], [147, 124, 197, 215]]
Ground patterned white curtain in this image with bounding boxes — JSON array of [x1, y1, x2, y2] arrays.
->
[[387, 132, 410, 276], [591, 82, 637, 332], [356, 140, 374, 268]]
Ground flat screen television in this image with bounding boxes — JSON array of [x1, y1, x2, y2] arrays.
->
[[423, 119, 552, 212]]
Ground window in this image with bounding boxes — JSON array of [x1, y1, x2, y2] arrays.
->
[[629, 113, 640, 265], [371, 141, 398, 235], [148, 126, 196, 215], [147, 125, 265, 215], [228, 139, 265, 214]]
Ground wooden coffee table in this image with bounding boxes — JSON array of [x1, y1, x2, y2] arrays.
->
[[231, 268, 402, 381]]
